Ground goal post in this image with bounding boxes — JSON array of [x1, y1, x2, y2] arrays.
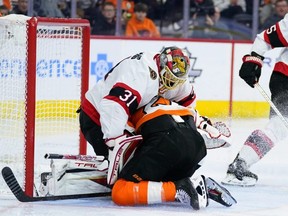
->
[[0, 15, 90, 196]]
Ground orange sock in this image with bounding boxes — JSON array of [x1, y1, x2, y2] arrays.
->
[[112, 179, 176, 206]]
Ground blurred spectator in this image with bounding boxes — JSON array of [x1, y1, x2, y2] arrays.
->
[[190, 6, 232, 40], [0, 4, 9, 16], [160, 0, 182, 23], [107, 0, 134, 14], [34, 0, 65, 18], [78, 0, 98, 11], [134, 0, 162, 20], [83, 0, 103, 25], [91, 1, 116, 35], [58, 0, 71, 17], [221, 0, 244, 19], [260, 0, 288, 30], [76, 7, 85, 18], [11, 0, 27, 15], [244, 0, 253, 15], [260, 0, 276, 26], [106, 0, 134, 28], [190, 0, 215, 17], [158, 0, 215, 25], [0, 0, 12, 10], [215, 0, 245, 11], [125, 2, 160, 37]]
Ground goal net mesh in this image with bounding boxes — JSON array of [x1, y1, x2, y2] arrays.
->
[[0, 15, 89, 196]]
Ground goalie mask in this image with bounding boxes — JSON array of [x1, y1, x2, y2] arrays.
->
[[158, 47, 190, 90]]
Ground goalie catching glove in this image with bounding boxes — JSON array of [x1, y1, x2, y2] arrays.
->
[[194, 110, 231, 149], [106, 133, 143, 185]]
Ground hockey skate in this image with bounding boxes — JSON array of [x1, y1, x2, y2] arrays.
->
[[175, 176, 208, 210], [221, 155, 258, 187], [206, 177, 237, 207]]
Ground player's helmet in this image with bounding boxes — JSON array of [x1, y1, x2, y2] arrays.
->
[[159, 46, 190, 90]]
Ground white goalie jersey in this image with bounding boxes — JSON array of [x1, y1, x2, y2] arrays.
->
[[82, 51, 196, 139]]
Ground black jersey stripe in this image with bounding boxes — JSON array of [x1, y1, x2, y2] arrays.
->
[[266, 28, 284, 48], [104, 83, 141, 115]]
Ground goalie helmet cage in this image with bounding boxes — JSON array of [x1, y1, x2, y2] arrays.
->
[[0, 15, 90, 197]]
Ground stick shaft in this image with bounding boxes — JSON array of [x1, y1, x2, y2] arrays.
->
[[255, 83, 288, 129], [44, 153, 105, 162], [1, 166, 111, 202]]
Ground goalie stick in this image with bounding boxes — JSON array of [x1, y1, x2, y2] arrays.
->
[[1, 166, 111, 202], [44, 153, 105, 162]]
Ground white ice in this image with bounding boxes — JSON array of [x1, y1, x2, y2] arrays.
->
[[1, 118, 288, 216]]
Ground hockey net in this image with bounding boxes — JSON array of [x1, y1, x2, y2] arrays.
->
[[0, 15, 90, 196]]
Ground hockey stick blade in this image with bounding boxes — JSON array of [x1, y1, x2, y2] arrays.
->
[[1, 167, 111, 202]]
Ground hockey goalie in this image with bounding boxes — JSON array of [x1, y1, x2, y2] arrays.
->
[[35, 46, 235, 208]]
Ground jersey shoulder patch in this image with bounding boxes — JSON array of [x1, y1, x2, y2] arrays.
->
[[149, 67, 157, 80]]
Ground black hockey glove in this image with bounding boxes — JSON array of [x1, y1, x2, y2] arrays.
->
[[239, 52, 264, 88]]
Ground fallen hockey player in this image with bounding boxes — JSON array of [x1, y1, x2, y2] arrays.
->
[[110, 96, 236, 210]]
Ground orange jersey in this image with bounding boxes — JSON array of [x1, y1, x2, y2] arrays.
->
[[1, 0, 12, 10], [106, 0, 134, 13], [130, 96, 193, 131], [125, 15, 160, 37]]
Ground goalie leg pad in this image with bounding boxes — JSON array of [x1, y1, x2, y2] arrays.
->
[[107, 135, 142, 185], [38, 159, 109, 196]]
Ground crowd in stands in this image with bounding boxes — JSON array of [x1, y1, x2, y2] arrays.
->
[[0, 0, 288, 40]]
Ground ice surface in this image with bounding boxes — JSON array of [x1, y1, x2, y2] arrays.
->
[[1, 118, 288, 216]]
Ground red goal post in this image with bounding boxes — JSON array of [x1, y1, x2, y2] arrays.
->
[[0, 15, 90, 196]]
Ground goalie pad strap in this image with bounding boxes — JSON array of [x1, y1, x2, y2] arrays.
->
[[107, 135, 142, 185]]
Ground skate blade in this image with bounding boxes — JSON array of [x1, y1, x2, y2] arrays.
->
[[221, 174, 257, 187], [206, 177, 237, 207]]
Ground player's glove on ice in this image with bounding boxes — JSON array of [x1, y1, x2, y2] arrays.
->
[[194, 110, 232, 149], [194, 110, 218, 137], [239, 51, 264, 88]]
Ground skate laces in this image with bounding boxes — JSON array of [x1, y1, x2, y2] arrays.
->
[[175, 178, 200, 210], [176, 189, 191, 204]]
